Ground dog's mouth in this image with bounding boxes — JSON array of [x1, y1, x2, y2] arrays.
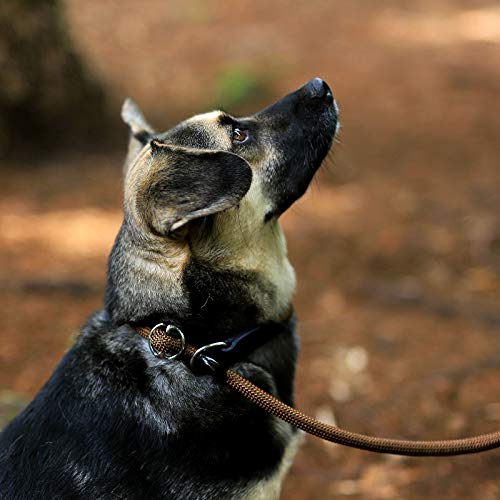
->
[[255, 78, 339, 219]]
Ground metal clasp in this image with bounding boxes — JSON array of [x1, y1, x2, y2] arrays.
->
[[189, 341, 228, 373], [148, 323, 186, 360]]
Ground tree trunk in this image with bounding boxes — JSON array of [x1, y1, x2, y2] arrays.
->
[[0, 0, 110, 158]]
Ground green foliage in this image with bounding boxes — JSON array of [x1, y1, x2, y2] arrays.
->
[[212, 65, 274, 113]]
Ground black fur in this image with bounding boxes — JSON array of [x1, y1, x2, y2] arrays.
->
[[253, 81, 337, 217], [0, 311, 298, 499]]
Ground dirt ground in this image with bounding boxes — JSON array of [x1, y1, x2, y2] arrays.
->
[[1, 1, 499, 498]]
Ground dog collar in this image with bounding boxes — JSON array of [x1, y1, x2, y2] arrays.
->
[[132, 310, 294, 374]]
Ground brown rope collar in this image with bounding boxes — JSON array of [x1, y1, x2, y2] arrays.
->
[[132, 322, 500, 457]]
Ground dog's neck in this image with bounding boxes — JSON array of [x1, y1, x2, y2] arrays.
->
[[104, 216, 295, 337]]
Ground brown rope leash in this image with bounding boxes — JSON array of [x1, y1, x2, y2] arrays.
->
[[134, 324, 500, 457]]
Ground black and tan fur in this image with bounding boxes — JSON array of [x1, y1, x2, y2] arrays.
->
[[0, 78, 338, 499]]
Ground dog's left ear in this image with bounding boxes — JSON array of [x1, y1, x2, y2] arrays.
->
[[143, 140, 252, 235], [121, 98, 156, 174]]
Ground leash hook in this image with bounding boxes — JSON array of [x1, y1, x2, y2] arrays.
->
[[190, 342, 228, 373]]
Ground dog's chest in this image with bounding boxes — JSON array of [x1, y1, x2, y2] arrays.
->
[[238, 432, 302, 500]]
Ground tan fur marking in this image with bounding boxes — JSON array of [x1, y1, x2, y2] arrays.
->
[[185, 110, 232, 149], [123, 144, 191, 310], [191, 175, 295, 321]]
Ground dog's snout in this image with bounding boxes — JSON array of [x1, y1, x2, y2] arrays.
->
[[307, 77, 333, 102]]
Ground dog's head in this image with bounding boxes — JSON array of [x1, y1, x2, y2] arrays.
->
[[106, 78, 338, 330]]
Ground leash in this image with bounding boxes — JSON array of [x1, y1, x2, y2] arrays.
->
[[133, 323, 500, 457]]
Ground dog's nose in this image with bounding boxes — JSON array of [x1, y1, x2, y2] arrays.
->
[[307, 77, 333, 101], [306, 78, 334, 105]]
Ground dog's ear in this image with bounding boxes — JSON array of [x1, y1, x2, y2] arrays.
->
[[143, 140, 252, 235], [121, 98, 156, 174]]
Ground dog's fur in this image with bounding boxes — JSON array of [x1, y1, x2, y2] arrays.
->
[[0, 79, 338, 499]]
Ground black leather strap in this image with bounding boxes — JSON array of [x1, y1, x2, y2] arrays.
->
[[189, 321, 290, 374]]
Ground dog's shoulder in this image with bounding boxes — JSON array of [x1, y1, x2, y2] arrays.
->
[[0, 311, 298, 499]]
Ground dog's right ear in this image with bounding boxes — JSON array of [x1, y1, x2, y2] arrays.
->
[[121, 98, 156, 174]]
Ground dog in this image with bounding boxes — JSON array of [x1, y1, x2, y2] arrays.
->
[[0, 78, 338, 499]]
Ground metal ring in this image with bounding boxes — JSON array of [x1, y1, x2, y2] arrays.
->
[[164, 325, 186, 360], [189, 342, 228, 372], [148, 323, 186, 360]]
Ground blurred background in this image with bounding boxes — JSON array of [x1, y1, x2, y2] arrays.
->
[[1, 0, 499, 498]]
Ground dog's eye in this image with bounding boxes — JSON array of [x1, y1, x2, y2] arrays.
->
[[232, 128, 248, 143]]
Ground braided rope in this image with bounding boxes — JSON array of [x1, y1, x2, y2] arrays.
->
[[135, 325, 500, 456]]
